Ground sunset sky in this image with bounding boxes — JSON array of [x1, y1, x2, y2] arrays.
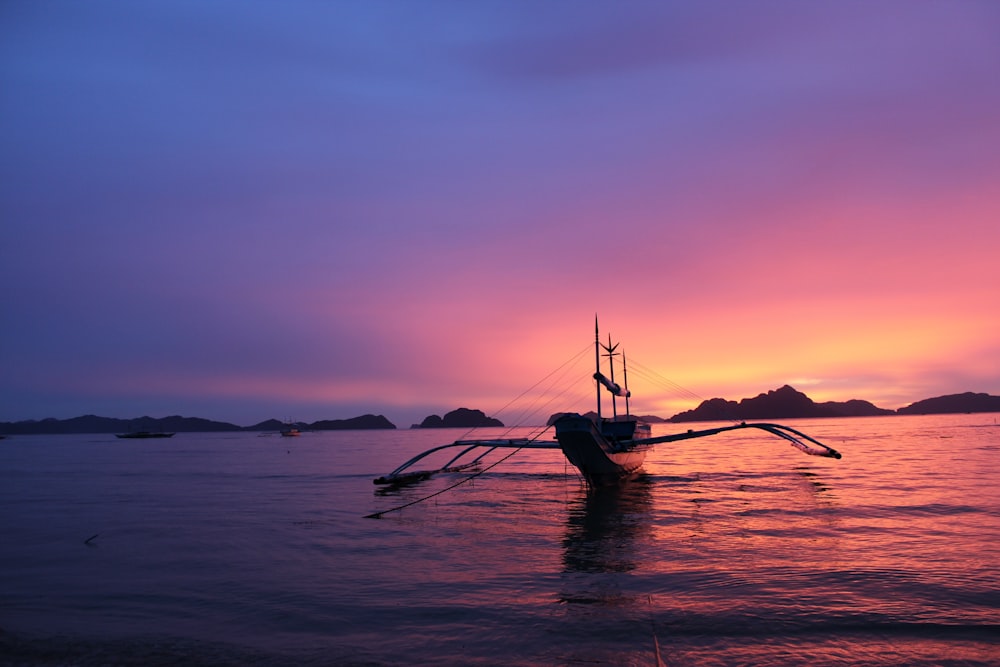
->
[[2, 1, 998, 427]]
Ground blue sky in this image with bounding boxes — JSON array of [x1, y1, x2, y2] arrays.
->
[[3, 1, 999, 426]]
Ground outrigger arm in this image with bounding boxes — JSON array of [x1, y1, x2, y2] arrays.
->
[[373, 421, 839, 487], [373, 437, 561, 486], [635, 422, 842, 459]]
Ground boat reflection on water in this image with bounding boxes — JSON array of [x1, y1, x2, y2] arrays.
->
[[561, 476, 653, 576]]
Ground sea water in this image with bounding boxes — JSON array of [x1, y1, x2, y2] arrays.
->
[[1, 414, 998, 665]]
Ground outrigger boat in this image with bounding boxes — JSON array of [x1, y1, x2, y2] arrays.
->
[[373, 319, 840, 488]]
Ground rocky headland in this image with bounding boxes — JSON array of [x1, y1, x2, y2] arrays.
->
[[670, 385, 894, 422], [413, 408, 504, 429]]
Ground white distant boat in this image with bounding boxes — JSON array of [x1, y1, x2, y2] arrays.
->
[[374, 318, 841, 487]]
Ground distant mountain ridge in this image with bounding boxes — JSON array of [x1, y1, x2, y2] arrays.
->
[[0, 414, 243, 435], [3, 389, 999, 435], [670, 385, 894, 422], [0, 413, 397, 435], [896, 392, 1000, 415], [548, 386, 999, 425]]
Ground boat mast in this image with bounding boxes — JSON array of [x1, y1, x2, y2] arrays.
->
[[602, 333, 621, 419], [622, 350, 631, 417], [594, 315, 602, 421]]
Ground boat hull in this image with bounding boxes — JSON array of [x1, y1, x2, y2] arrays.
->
[[554, 414, 648, 486]]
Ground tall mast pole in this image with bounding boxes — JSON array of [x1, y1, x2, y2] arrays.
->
[[606, 333, 619, 419], [598, 331, 622, 420], [622, 350, 631, 417], [594, 315, 602, 421]]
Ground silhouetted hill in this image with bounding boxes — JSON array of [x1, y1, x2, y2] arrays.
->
[[245, 419, 290, 431], [0, 413, 396, 434], [819, 399, 893, 417], [311, 414, 396, 430], [416, 408, 503, 428], [547, 411, 592, 426], [4, 389, 996, 435], [637, 414, 668, 423], [897, 392, 1000, 415], [670, 385, 893, 422], [0, 414, 242, 435]]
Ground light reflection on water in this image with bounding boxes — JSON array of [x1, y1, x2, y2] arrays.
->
[[0, 414, 998, 665]]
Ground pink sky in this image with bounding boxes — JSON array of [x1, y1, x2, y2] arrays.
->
[[1, 2, 998, 427]]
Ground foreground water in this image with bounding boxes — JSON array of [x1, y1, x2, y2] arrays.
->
[[1, 414, 998, 665]]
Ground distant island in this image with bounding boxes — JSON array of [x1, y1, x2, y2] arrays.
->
[[0, 415, 243, 436], [896, 392, 1000, 415], [669, 386, 999, 422], [250, 415, 396, 431], [670, 385, 894, 422], [2, 389, 998, 435], [549, 386, 999, 425], [413, 408, 504, 429], [0, 413, 397, 435], [309, 414, 396, 430]]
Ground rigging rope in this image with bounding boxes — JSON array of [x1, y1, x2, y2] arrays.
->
[[365, 344, 593, 519], [449, 342, 592, 442], [625, 357, 708, 407], [493, 342, 593, 435], [624, 357, 751, 426]]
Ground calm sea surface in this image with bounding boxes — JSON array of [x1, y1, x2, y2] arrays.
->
[[2, 414, 999, 666]]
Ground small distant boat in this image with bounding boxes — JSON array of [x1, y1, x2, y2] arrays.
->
[[116, 431, 175, 439], [374, 318, 841, 487], [280, 426, 301, 437]]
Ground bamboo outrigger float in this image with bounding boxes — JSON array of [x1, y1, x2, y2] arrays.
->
[[373, 318, 840, 488]]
